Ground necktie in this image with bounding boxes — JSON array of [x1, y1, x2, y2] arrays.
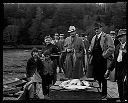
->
[[95, 35, 99, 41]]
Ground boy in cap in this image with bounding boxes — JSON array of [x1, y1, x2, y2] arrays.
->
[[40, 52, 54, 98], [41, 35, 60, 85]]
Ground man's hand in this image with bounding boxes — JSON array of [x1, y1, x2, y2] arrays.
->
[[67, 49, 73, 52], [104, 70, 110, 79]]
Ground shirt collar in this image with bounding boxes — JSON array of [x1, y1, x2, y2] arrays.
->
[[121, 42, 126, 48], [97, 32, 102, 39]]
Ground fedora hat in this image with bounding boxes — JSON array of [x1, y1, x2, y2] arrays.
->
[[59, 34, 64, 37], [68, 26, 76, 33], [110, 31, 115, 34], [117, 29, 126, 38], [44, 35, 52, 40], [54, 33, 59, 36], [94, 23, 102, 30]]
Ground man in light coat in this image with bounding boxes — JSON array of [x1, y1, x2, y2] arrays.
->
[[64, 26, 85, 79], [88, 23, 115, 98]]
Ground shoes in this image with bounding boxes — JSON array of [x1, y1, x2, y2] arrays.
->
[[101, 95, 107, 100], [116, 99, 127, 102], [44, 94, 50, 100]]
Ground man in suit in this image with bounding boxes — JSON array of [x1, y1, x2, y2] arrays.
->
[[88, 23, 115, 98], [64, 26, 85, 79], [105, 29, 127, 102], [110, 31, 120, 47], [58, 34, 66, 73], [52, 33, 60, 72], [108, 31, 120, 81], [83, 35, 90, 74], [52, 33, 59, 46]]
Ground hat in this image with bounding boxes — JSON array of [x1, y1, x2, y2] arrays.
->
[[110, 31, 115, 34], [59, 34, 64, 37], [117, 29, 126, 38], [54, 33, 59, 36], [94, 23, 102, 30], [68, 26, 76, 33], [44, 35, 52, 40]]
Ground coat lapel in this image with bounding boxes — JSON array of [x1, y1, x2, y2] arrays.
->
[[100, 32, 106, 51], [122, 43, 127, 57], [90, 35, 96, 51]]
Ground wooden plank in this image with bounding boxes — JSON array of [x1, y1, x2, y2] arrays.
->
[[49, 89, 102, 100], [3, 87, 22, 95], [4, 79, 27, 87], [107, 80, 119, 98]]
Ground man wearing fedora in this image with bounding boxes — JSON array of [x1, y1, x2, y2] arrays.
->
[[108, 31, 120, 81], [52, 33, 60, 73], [64, 26, 85, 79], [58, 34, 66, 73], [110, 31, 120, 47], [52, 33, 59, 46], [105, 29, 127, 102], [88, 23, 115, 98], [83, 35, 90, 74]]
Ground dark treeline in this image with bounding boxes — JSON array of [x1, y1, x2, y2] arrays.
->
[[3, 3, 126, 45]]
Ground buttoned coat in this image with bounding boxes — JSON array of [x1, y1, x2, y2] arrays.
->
[[89, 32, 115, 64], [108, 43, 127, 80], [64, 36, 85, 79]]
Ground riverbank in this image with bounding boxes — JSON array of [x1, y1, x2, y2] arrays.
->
[[3, 45, 43, 50]]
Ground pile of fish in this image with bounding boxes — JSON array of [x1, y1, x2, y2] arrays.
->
[[59, 79, 92, 90]]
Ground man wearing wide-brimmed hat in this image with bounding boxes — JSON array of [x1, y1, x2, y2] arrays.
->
[[88, 23, 115, 99], [64, 26, 85, 79], [105, 29, 127, 102]]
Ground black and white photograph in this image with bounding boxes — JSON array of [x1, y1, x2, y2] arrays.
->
[[3, 2, 127, 102]]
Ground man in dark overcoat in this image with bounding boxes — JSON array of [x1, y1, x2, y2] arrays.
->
[[105, 29, 127, 102]]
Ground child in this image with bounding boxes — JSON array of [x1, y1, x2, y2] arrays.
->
[[41, 53, 54, 97]]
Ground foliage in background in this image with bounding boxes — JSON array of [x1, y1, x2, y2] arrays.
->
[[4, 2, 126, 44]]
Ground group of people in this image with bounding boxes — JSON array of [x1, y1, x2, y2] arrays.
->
[[19, 23, 127, 101]]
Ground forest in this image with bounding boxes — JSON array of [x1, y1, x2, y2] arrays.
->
[[3, 3, 126, 45]]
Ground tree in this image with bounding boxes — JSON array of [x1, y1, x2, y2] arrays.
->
[[3, 25, 19, 44], [28, 6, 43, 44]]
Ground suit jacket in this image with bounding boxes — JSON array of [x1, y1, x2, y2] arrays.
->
[[58, 39, 65, 52], [89, 32, 115, 64], [108, 43, 127, 73]]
